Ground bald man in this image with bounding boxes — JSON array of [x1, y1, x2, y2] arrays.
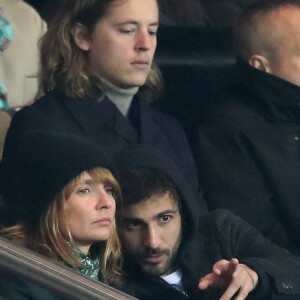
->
[[195, 0, 300, 254]]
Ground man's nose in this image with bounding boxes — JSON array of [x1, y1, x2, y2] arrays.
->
[[143, 225, 161, 248], [135, 30, 153, 51]]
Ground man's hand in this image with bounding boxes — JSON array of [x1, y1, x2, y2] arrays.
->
[[198, 258, 258, 300]]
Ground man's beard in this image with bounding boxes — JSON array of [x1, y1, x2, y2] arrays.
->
[[131, 234, 182, 276]]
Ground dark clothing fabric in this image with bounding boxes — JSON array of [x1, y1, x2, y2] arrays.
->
[[0, 272, 63, 300], [194, 61, 300, 253], [114, 144, 300, 300], [1, 90, 205, 224]]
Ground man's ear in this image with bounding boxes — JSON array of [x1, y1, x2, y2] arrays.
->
[[72, 23, 90, 51], [249, 54, 271, 73]]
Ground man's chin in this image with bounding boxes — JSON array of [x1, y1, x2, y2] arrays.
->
[[140, 262, 169, 277]]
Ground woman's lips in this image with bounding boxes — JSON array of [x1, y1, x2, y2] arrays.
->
[[93, 217, 112, 226]]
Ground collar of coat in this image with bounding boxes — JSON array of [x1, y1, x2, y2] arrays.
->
[[233, 60, 300, 123], [60, 94, 163, 144]]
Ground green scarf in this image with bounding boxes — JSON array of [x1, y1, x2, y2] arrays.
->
[[68, 243, 100, 281]]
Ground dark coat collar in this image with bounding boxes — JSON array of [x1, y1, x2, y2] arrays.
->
[[62, 97, 137, 142], [234, 61, 300, 122], [53, 90, 170, 144], [60, 93, 159, 143]]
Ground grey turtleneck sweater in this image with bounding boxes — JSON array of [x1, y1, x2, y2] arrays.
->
[[101, 78, 139, 117]]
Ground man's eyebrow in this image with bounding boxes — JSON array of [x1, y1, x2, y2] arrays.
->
[[156, 209, 178, 218]]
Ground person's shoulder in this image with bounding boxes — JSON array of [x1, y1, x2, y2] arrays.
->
[[0, 0, 19, 8], [14, 1, 42, 19], [14, 91, 64, 117], [10, 0, 47, 34], [199, 208, 242, 228]]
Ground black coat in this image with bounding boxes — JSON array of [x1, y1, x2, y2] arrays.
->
[[0, 272, 63, 300], [194, 61, 300, 253], [113, 145, 300, 300], [1, 90, 205, 224]]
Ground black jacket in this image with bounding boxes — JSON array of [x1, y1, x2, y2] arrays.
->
[[114, 145, 300, 300], [194, 61, 300, 253], [1, 90, 205, 224], [0, 272, 63, 300]]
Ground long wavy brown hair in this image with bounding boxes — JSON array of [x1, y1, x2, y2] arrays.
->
[[39, 0, 162, 101], [0, 167, 123, 287]]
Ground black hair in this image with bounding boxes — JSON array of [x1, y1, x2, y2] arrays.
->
[[118, 167, 181, 209]]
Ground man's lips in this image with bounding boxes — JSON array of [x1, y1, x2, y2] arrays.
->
[[131, 60, 150, 69], [143, 254, 165, 264]]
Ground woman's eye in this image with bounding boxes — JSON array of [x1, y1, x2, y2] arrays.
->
[[105, 186, 113, 195], [78, 187, 91, 194]]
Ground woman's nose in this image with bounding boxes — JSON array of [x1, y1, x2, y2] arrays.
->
[[95, 187, 114, 210]]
